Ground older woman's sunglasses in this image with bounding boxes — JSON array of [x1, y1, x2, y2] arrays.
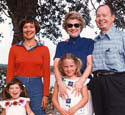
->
[[67, 23, 80, 28]]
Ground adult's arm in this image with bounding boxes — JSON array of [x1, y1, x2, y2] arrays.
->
[[73, 55, 92, 93], [54, 58, 68, 98], [41, 46, 50, 109], [42, 46, 50, 97], [54, 58, 62, 83], [6, 46, 16, 82]]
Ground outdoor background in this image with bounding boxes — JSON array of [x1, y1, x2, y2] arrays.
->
[[0, 0, 101, 88], [0, 0, 125, 114]]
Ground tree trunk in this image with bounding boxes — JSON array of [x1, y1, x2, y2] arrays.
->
[[11, 16, 23, 45]]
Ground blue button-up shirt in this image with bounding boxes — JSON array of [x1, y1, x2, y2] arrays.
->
[[16, 40, 43, 52], [93, 25, 125, 72]]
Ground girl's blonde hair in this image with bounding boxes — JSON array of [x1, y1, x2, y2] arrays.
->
[[63, 11, 86, 32], [1, 78, 28, 100], [58, 53, 82, 77]]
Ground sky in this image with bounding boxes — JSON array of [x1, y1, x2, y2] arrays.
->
[[0, 1, 100, 65], [0, 17, 13, 64]]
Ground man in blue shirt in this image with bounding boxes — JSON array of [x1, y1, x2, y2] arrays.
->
[[91, 4, 125, 115]]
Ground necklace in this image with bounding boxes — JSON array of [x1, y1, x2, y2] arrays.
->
[[23, 41, 36, 49]]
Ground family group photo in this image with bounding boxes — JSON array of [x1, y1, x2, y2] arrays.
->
[[0, 0, 125, 115]]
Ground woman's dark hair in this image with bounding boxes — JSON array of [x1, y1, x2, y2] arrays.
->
[[19, 16, 40, 34], [1, 78, 28, 100], [58, 53, 82, 77]]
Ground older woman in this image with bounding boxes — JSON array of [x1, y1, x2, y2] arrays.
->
[[54, 11, 94, 98], [6, 16, 50, 115]]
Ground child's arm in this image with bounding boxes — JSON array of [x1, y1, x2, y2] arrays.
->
[[68, 86, 89, 114], [52, 82, 69, 115], [1, 109, 6, 115], [25, 101, 35, 115], [54, 58, 68, 99]]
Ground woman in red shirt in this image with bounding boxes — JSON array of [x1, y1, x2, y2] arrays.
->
[[6, 16, 50, 115]]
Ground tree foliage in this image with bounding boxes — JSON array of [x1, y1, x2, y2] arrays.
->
[[0, 0, 39, 44], [0, 0, 90, 44], [37, 0, 91, 44], [0, 0, 125, 45]]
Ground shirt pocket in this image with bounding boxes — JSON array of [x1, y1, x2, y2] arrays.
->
[[104, 47, 120, 66]]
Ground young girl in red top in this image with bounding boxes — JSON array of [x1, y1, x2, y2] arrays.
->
[[6, 16, 50, 115]]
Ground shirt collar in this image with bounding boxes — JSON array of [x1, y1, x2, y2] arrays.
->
[[106, 24, 117, 40], [69, 35, 81, 42], [16, 40, 43, 47], [95, 24, 116, 41]]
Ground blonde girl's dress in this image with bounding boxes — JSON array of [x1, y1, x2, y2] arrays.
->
[[0, 97, 30, 115], [57, 77, 93, 115]]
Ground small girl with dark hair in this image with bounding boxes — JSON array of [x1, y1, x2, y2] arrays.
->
[[52, 53, 91, 115], [0, 78, 35, 115]]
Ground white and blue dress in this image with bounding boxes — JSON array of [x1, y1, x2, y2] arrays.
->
[[57, 77, 93, 115]]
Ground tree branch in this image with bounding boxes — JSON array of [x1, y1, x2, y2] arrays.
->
[[90, 0, 96, 10], [1, 9, 10, 18]]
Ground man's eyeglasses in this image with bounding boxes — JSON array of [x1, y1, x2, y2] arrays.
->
[[67, 23, 80, 28]]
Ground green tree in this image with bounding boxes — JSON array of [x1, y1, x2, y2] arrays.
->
[[0, 0, 124, 45], [0, 0, 38, 44], [0, 0, 90, 45]]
